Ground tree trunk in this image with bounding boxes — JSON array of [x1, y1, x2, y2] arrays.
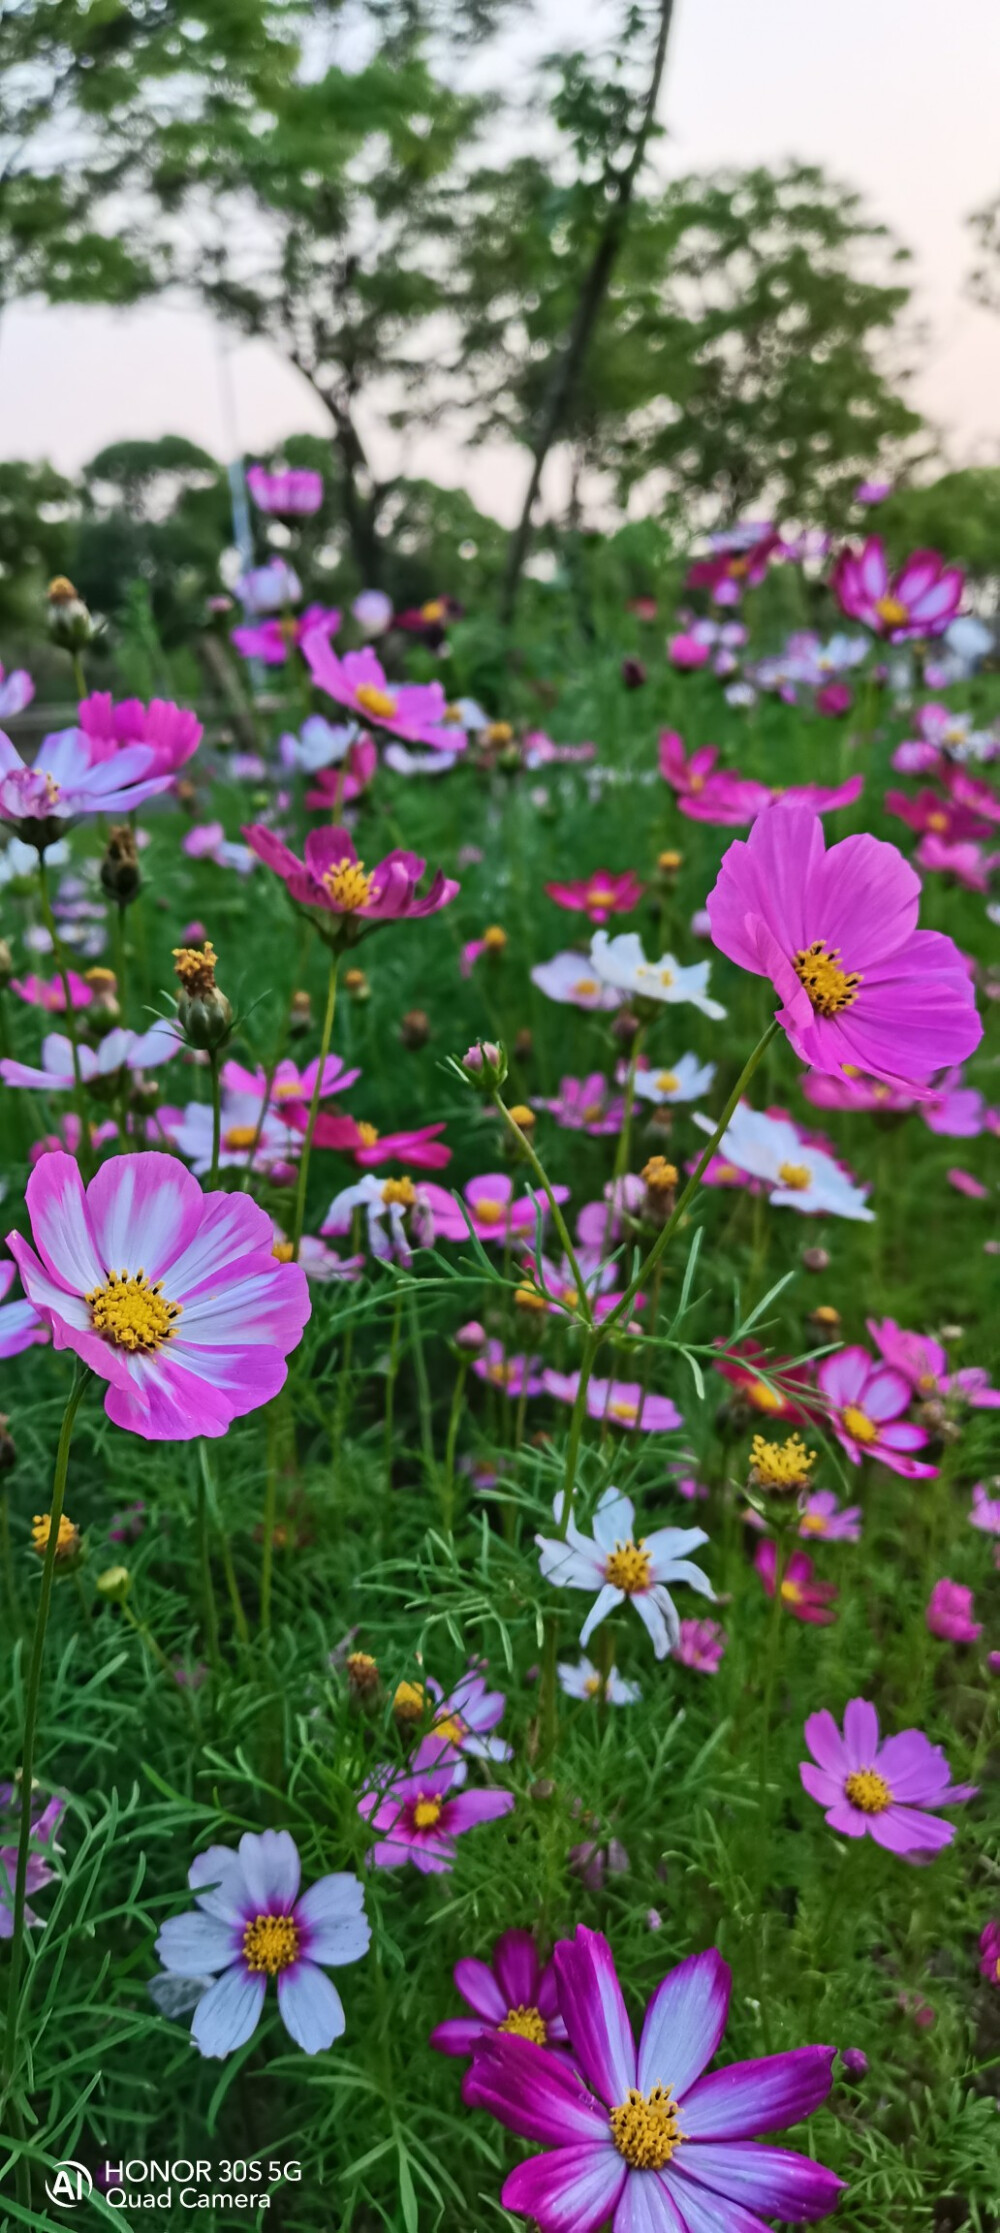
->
[[499, 0, 675, 625]]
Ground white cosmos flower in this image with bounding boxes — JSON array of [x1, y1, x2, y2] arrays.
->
[[536, 1485, 713, 1660], [695, 1102, 873, 1220], [531, 951, 621, 1010], [633, 1053, 717, 1106], [590, 931, 725, 1019], [279, 716, 358, 773], [558, 1655, 642, 1706]]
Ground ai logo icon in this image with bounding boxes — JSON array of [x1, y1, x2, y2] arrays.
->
[[45, 2160, 94, 2207]]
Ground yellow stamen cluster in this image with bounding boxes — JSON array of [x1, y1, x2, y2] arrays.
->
[[356, 1121, 380, 1147], [412, 1795, 443, 1831], [483, 924, 507, 953], [842, 1404, 879, 1446], [473, 1197, 505, 1226], [172, 940, 218, 995], [750, 1432, 816, 1493], [382, 1176, 416, 1208], [777, 1161, 812, 1191], [393, 1680, 427, 1724], [345, 1651, 380, 1699], [748, 1378, 785, 1414], [224, 1125, 258, 1152], [874, 594, 908, 628], [355, 683, 397, 719], [605, 1538, 652, 1593], [642, 1156, 678, 1194], [655, 1071, 679, 1094], [514, 1283, 547, 1315], [322, 857, 375, 911], [242, 1913, 300, 1974], [499, 2004, 548, 2045], [793, 940, 862, 1017], [610, 2086, 683, 2170], [572, 977, 599, 998], [607, 1398, 639, 1425], [432, 1711, 465, 1745], [31, 1511, 79, 1561], [844, 1768, 892, 1815], [658, 849, 683, 872], [272, 1239, 294, 1262], [87, 1269, 181, 1353]]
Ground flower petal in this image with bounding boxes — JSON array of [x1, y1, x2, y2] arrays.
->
[[554, 1926, 636, 2102], [638, 1949, 731, 2099], [463, 2034, 611, 2144], [679, 2046, 836, 2140], [191, 1966, 266, 2059], [277, 1961, 346, 2053], [503, 2146, 626, 2233]]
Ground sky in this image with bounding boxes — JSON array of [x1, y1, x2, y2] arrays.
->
[[2, 0, 1000, 526]]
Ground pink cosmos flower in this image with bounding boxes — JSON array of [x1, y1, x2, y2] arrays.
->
[[413, 1667, 512, 1770], [672, 1618, 726, 1673], [303, 1112, 451, 1169], [832, 539, 964, 640], [688, 526, 781, 603], [885, 788, 990, 843], [917, 833, 1000, 891], [464, 1926, 842, 2233], [425, 1173, 567, 1246], [29, 1113, 118, 1167], [969, 1482, 1000, 1534], [667, 632, 711, 669], [78, 693, 203, 776], [523, 731, 596, 769], [231, 604, 339, 666], [797, 1490, 862, 1543], [544, 1371, 682, 1433], [472, 1343, 546, 1398], [303, 636, 464, 752], [947, 1167, 989, 1199], [431, 1929, 568, 2057], [358, 1762, 514, 1873], [532, 1074, 625, 1135], [7, 1151, 310, 1440], [9, 970, 93, 1011], [707, 803, 982, 1089], [867, 1315, 1000, 1410], [816, 681, 853, 716], [659, 733, 861, 824], [0, 727, 171, 841], [926, 1580, 981, 1644], [234, 558, 302, 611], [1, 1021, 177, 1096], [856, 479, 892, 503], [0, 663, 33, 718], [182, 822, 255, 876], [304, 739, 378, 811], [755, 1541, 838, 1625], [800, 1698, 976, 1857], [242, 823, 458, 943], [921, 1068, 999, 1137], [545, 869, 644, 923], [816, 1347, 935, 1477], [246, 463, 323, 514], [800, 1067, 917, 1118], [714, 1341, 818, 1424], [0, 1259, 46, 1357], [979, 1922, 1000, 1985]]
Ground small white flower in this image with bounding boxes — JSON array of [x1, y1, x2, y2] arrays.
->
[[279, 716, 358, 773], [536, 1485, 713, 1660], [557, 1655, 642, 1706], [694, 1102, 873, 1220], [633, 1053, 717, 1106], [531, 951, 621, 1010], [590, 931, 725, 1019], [322, 1175, 430, 1264]]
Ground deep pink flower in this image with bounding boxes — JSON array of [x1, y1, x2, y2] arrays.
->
[[755, 1540, 838, 1625], [304, 738, 378, 811], [798, 1490, 862, 1543], [672, 1618, 726, 1672], [301, 1111, 451, 1169], [431, 1929, 568, 2057], [917, 833, 1000, 891], [464, 1926, 842, 2232], [947, 1166, 989, 1199], [659, 733, 861, 825], [801, 1698, 976, 1857], [707, 803, 982, 1089], [969, 1483, 1000, 1534], [358, 1762, 514, 1873], [926, 1579, 981, 1644], [714, 1341, 817, 1423], [246, 463, 323, 514], [816, 1347, 935, 1477], [832, 539, 964, 640], [532, 1074, 625, 1135], [545, 870, 644, 923], [543, 1371, 682, 1433], [7, 1151, 310, 1440], [242, 823, 458, 943], [9, 971, 93, 1012], [231, 605, 339, 666], [472, 1343, 546, 1398], [667, 633, 711, 669], [0, 663, 33, 718], [885, 788, 990, 843], [800, 1069, 917, 1118], [78, 692, 202, 776], [867, 1315, 1000, 1409], [816, 681, 853, 717], [303, 637, 463, 752], [688, 528, 781, 603], [979, 1922, 1000, 1986], [425, 1173, 566, 1246]]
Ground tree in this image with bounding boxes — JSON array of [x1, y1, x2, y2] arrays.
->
[[71, 437, 233, 649]]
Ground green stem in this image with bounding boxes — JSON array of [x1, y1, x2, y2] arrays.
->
[[195, 1450, 222, 1674], [291, 952, 339, 1260], [71, 651, 87, 700], [383, 1287, 404, 1502], [441, 1355, 468, 1534], [1, 1366, 87, 2103], [407, 1288, 436, 1489], [259, 1401, 280, 1636], [199, 1441, 249, 1648], [492, 1091, 595, 1330], [36, 853, 92, 1180], [208, 1050, 222, 1189]]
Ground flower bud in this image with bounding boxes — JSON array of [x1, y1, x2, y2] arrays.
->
[[173, 941, 233, 1053], [96, 1564, 131, 1603], [839, 2048, 868, 2078], [0, 938, 13, 990], [83, 967, 120, 1030], [621, 657, 646, 689], [641, 1155, 678, 1224], [657, 849, 683, 878], [399, 1008, 430, 1050], [0, 1414, 16, 1474], [801, 1246, 830, 1273], [343, 967, 370, 1002], [513, 1027, 533, 1065], [807, 1303, 840, 1338], [345, 1650, 380, 1705], [455, 1320, 486, 1352], [459, 1040, 507, 1089], [612, 1008, 642, 1047], [47, 576, 94, 650], [392, 1678, 427, 1728], [289, 988, 312, 1037], [31, 1510, 80, 1564], [100, 825, 142, 907], [481, 923, 507, 958], [504, 1103, 536, 1160]]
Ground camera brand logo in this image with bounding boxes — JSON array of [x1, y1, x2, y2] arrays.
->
[[45, 2160, 94, 2207]]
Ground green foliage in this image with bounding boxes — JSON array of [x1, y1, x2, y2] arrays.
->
[[876, 469, 1000, 583]]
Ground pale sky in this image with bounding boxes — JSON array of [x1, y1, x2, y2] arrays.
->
[[2, 0, 999, 525]]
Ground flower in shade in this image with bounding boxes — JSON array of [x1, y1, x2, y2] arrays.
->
[[7, 1151, 310, 1440], [463, 1925, 843, 2233], [472, 1343, 546, 1398], [714, 1341, 817, 1423], [672, 1618, 726, 1673], [979, 1922, 1000, 1986], [832, 538, 963, 640], [969, 1482, 1000, 1534], [236, 558, 302, 611], [545, 870, 644, 924], [755, 1540, 838, 1624], [533, 1074, 626, 1134], [304, 740, 378, 812], [800, 1698, 976, 1857], [78, 693, 202, 777], [0, 727, 171, 843], [231, 605, 339, 666], [536, 1485, 712, 1658], [154, 1829, 369, 2058], [358, 1761, 514, 1872], [431, 1930, 569, 2058], [926, 1579, 981, 1644], [816, 1347, 935, 1478], [1, 1021, 177, 1096], [633, 1054, 716, 1106], [695, 1102, 872, 1220], [544, 1372, 681, 1433], [303, 636, 464, 752], [558, 1656, 642, 1706], [707, 803, 982, 1089], [0, 1259, 46, 1357], [798, 1491, 862, 1543], [242, 823, 458, 945], [591, 931, 725, 1018], [531, 951, 622, 1010], [246, 463, 323, 515]]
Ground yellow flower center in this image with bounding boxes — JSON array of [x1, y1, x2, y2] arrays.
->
[[750, 1432, 816, 1491], [272, 1239, 294, 1262], [474, 1198, 505, 1226], [321, 857, 375, 911], [514, 1284, 547, 1313], [44, 771, 61, 806], [357, 1121, 380, 1147], [655, 1071, 680, 1093], [242, 1913, 300, 1974], [799, 1511, 827, 1534], [382, 1176, 416, 1207], [842, 1404, 879, 1445], [412, 1796, 443, 1831], [224, 1125, 259, 1151], [777, 1161, 812, 1190], [642, 1156, 678, 1193], [605, 1538, 651, 1591], [587, 884, 618, 908], [844, 1768, 892, 1814], [749, 1378, 784, 1413], [716, 1161, 738, 1181], [688, 773, 705, 792], [499, 2004, 548, 2045], [608, 1399, 639, 1425], [273, 1079, 303, 1100], [355, 683, 397, 719], [583, 1672, 603, 1697], [483, 924, 507, 952], [581, 1102, 604, 1123], [780, 1576, 804, 1606], [875, 595, 908, 627], [572, 977, 600, 998], [31, 1512, 78, 1559], [432, 1711, 465, 1745], [793, 940, 863, 1017], [926, 810, 949, 833], [560, 1285, 579, 1310], [488, 1359, 514, 1386], [173, 940, 218, 994], [393, 1680, 427, 1723], [610, 2086, 683, 2170], [658, 850, 682, 871], [421, 600, 445, 622], [87, 1269, 181, 1353]]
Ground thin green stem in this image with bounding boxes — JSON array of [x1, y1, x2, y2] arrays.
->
[[2, 1365, 87, 2104], [291, 953, 339, 1260], [492, 1092, 595, 1330], [441, 1356, 469, 1535], [37, 853, 92, 1179], [383, 1286, 404, 1503], [259, 1401, 280, 1636], [208, 1050, 222, 1188], [195, 1448, 222, 1674]]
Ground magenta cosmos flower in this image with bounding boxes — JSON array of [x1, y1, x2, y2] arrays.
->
[[545, 870, 644, 923], [672, 1618, 726, 1673], [533, 1073, 625, 1135], [926, 1579, 981, 1644], [464, 1926, 842, 2232], [707, 803, 982, 1089], [9, 970, 93, 1012], [800, 1698, 976, 1858], [232, 604, 339, 666], [544, 1371, 682, 1434], [303, 636, 463, 752], [425, 1172, 567, 1246], [431, 1929, 568, 2057], [659, 732, 861, 826], [154, 1829, 369, 2058], [242, 822, 458, 944], [0, 726, 171, 843], [78, 692, 202, 777], [816, 1347, 935, 1478], [246, 463, 323, 514], [867, 1315, 1000, 1409], [358, 1762, 514, 1873], [979, 1922, 1000, 1986], [832, 538, 963, 640], [755, 1541, 838, 1626], [7, 1151, 310, 1440]]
